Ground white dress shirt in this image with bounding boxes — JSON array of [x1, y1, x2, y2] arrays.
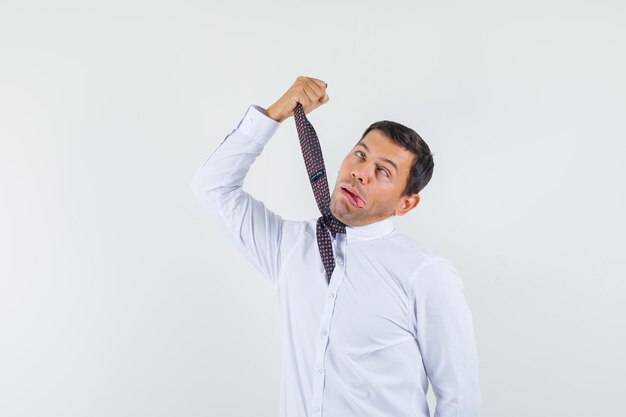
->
[[190, 104, 481, 417]]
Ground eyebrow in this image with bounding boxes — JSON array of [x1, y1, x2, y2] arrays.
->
[[355, 142, 399, 174]]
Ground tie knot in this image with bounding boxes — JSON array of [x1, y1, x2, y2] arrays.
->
[[322, 212, 346, 237]]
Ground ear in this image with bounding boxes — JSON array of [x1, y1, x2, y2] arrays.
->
[[393, 194, 420, 216]]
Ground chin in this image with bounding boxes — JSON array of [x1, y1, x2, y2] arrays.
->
[[330, 204, 360, 227], [329, 199, 347, 221]]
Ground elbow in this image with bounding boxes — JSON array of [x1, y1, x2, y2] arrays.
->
[[189, 174, 205, 200], [189, 166, 224, 200], [190, 172, 241, 214], [460, 382, 482, 416], [189, 174, 206, 202], [472, 384, 482, 415], [433, 378, 481, 417]]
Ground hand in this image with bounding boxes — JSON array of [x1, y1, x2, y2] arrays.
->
[[265, 76, 330, 122]]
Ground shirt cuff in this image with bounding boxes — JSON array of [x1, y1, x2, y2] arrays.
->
[[237, 104, 282, 140]]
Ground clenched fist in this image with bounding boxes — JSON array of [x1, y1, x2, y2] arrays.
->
[[265, 76, 330, 122]]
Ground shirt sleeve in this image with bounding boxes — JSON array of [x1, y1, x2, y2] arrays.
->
[[410, 259, 481, 417], [190, 104, 285, 288]]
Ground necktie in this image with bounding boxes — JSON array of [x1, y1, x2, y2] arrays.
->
[[293, 102, 347, 284]]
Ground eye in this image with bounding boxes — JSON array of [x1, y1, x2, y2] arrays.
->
[[354, 151, 390, 178]]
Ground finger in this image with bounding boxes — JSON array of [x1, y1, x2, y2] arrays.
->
[[305, 80, 324, 101], [303, 84, 319, 106], [319, 93, 330, 104], [293, 93, 310, 108], [307, 78, 324, 92], [309, 77, 327, 91]]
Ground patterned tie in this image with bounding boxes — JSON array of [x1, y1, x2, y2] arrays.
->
[[293, 102, 346, 284]]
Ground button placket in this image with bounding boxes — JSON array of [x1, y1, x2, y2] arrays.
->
[[310, 235, 346, 416]]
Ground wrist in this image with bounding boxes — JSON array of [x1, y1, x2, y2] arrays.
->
[[264, 105, 286, 122]]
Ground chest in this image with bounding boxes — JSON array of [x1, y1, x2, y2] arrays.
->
[[330, 255, 413, 351], [279, 240, 414, 352]]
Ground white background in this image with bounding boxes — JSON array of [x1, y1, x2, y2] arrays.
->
[[1, 1, 625, 416]]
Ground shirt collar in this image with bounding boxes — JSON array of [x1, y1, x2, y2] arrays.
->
[[345, 216, 396, 242]]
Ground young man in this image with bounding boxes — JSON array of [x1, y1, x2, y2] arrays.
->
[[190, 76, 481, 417]]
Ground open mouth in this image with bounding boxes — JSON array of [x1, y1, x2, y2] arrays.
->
[[341, 187, 366, 208]]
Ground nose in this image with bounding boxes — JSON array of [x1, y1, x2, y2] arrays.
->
[[351, 162, 372, 184]]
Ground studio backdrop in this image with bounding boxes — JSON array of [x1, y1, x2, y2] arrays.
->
[[1, 1, 625, 416]]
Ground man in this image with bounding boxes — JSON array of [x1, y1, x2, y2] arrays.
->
[[190, 76, 481, 417]]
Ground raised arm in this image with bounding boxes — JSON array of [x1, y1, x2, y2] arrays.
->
[[190, 76, 330, 287], [190, 104, 286, 286]]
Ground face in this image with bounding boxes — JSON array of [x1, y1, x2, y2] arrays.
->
[[329, 129, 421, 227]]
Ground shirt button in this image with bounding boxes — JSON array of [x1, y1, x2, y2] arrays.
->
[[335, 257, 343, 265], [318, 368, 324, 374], [328, 292, 335, 299], [246, 117, 253, 123], [321, 329, 327, 336], [314, 406, 320, 412]]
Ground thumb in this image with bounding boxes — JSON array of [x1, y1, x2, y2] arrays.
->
[[320, 93, 330, 104]]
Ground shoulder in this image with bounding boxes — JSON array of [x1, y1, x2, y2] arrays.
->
[[382, 230, 463, 291], [383, 230, 450, 270]]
